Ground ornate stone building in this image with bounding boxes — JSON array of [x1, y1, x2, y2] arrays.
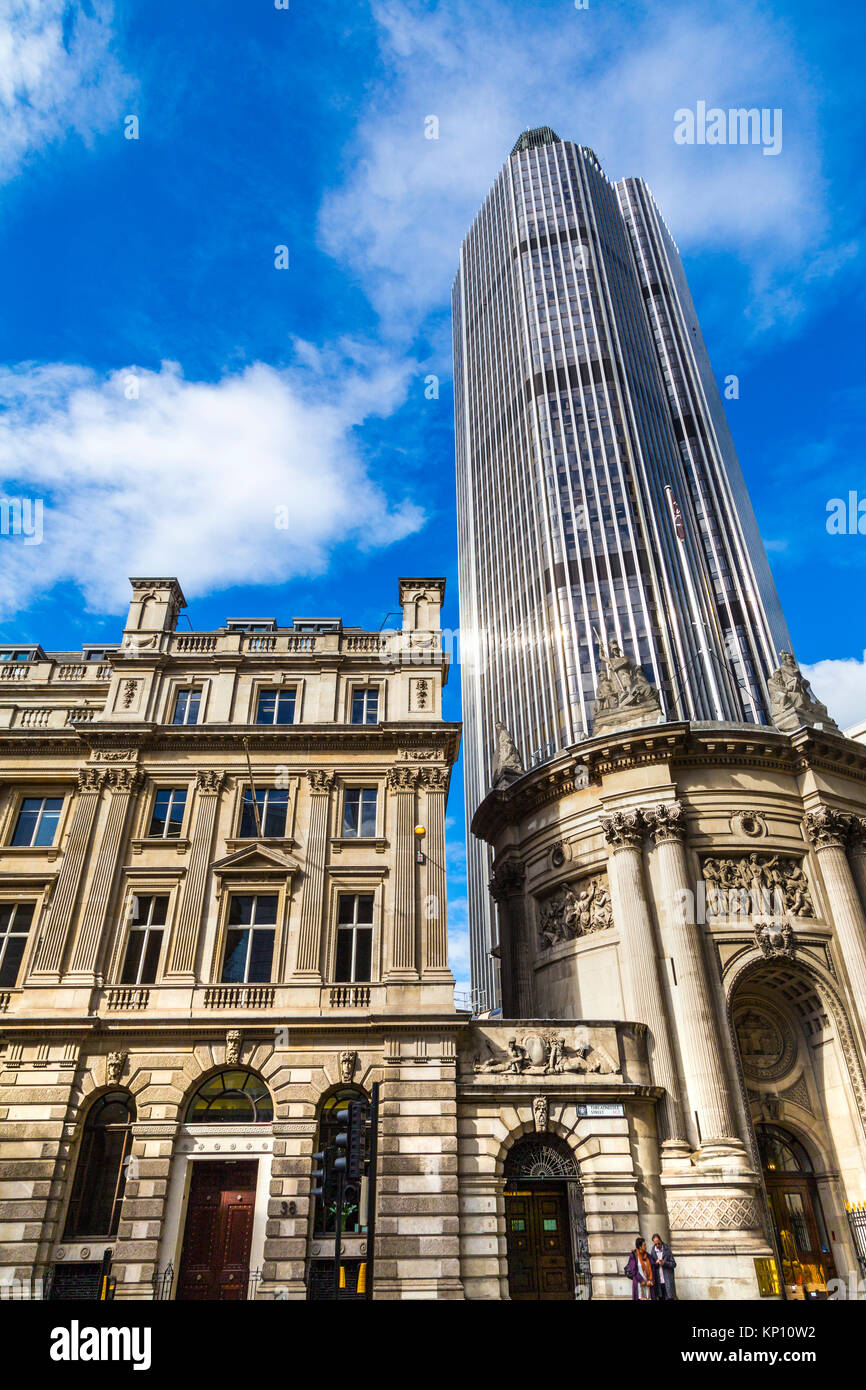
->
[[472, 701, 866, 1298]]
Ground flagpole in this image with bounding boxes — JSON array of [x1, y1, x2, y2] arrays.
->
[[242, 737, 263, 838]]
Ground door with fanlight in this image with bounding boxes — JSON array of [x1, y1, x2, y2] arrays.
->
[[757, 1125, 835, 1299], [504, 1186, 574, 1300], [177, 1160, 258, 1301]]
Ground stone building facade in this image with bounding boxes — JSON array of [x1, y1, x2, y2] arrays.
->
[[472, 718, 866, 1298]]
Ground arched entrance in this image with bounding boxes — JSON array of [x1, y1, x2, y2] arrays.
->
[[503, 1133, 589, 1301], [756, 1124, 835, 1299], [729, 958, 856, 1300]]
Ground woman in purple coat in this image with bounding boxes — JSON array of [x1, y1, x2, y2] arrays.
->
[[625, 1237, 655, 1300]]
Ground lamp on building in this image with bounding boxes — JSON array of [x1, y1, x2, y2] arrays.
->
[[414, 824, 426, 865]]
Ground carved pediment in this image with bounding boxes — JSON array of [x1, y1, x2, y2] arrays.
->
[[211, 842, 300, 877]]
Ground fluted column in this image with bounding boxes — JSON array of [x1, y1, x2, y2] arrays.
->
[[844, 815, 866, 924], [67, 767, 142, 980], [489, 857, 533, 1018], [421, 767, 450, 975], [805, 808, 866, 1034], [645, 802, 744, 1158], [293, 770, 334, 977], [600, 809, 687, 1151], [387, 767, 419, 978], [29, 768, 105, 979], [165, 770, 225, 979]]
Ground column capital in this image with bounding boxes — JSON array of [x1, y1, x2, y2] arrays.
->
[[600, 808, 645, 850], [387, 765, 419, 791], [108, 766, 143, 794], [645, 800, 688, 844], [804, 806, 853, 850], [305, 769, 335, 794], [77, 768, 106, 794], [488, 856, 526, 901], [847, 816, 866, 850], [418, 765, 449, 792], [196, 769, 226, 795]]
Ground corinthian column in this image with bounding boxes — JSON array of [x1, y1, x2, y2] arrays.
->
[[294, 770, 334, 977], [645, 802, 744, 1161], [600, 809, 687, 1152], [420, 766, 449, 976], [67, 767, 143, 980], [165, 770, 225, 979], [804, 808, 866, 1033], [30, 769, 105, 980], [489, 857, 533, 1018], [386, 767, 418, 978]]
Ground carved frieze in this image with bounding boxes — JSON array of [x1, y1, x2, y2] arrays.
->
[[473, 1027, 619, 1077], [536, 872, 612, 947], [702, 853, 814, 919]]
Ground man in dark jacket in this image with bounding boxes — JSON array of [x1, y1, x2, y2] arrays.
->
[[650, 1233, 677, 1300]]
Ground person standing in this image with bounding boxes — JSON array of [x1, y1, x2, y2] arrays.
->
[[625, 1237, 655, 1300], [650, 1232, 677, 1300]]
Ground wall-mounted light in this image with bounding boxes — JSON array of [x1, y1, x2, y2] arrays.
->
[[414, 824, 426, 864]]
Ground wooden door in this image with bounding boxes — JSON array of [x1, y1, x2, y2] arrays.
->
[[177, 1160, 258, 1301], [766, 1176, 835, 1299], [505, 1185, 573, 1301]]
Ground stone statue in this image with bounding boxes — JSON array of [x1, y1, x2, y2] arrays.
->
[[491, 720, 524, 786], [768, 651, 838, 734], [533, 1096, 549, 1132], [593, 640, 662, 736]]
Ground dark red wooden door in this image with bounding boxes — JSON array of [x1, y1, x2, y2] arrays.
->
[[178, 1161, 258, 1301], [505, 1185, 573, 1300]]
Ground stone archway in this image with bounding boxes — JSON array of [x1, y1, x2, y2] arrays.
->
[[727, 954, 864, 1298], [502, 1133, 590, 1301]]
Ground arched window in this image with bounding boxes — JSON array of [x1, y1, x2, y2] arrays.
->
[[186, 1069, 273, 1124], [64, 1091, 135, 1240], [756, 1124, 813, 1174], [314, 1088, 369, 1236]]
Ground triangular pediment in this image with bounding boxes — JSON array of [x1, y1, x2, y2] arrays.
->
[[211, 842, 300, 875]]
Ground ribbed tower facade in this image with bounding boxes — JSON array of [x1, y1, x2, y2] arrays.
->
[[453, 128, 791, 1006]]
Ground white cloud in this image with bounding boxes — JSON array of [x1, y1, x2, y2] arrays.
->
[[0, 349, 424, 617], [802, 654, 866, 733], [0, 0, 131, 184], [319, 0, 841, 334]]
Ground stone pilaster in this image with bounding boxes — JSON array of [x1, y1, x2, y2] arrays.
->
[[261, 1114, 316, 1300], [805, 807, 866, 1040], [645, 802, 746, 1163], [29, 770, 105, 980], [488, 857, 532, 1018], [420, 767, 449, 976], [67, 768, 142, 981], [164, 771, 225, 979], [386, 767, 419, 979], [600, 808, 687, 1153], [294, 770, 334, 977], [112, 1120, 179, 1299]]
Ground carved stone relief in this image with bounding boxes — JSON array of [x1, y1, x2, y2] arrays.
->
[[733, 999, 798, 1083], [702, 853, 814, 919], [536, 872, 612, 948], [473, 1028, 619, 1077]]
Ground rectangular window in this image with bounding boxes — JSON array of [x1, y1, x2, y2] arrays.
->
[[240, 787, 289, 838], [221, 894, 277, 983], [172, 688, 201, 725], [120, 894, 168, 986], [255, 688, 296, 725], [11, 796, 64, 847], [147, 787, 187, 838], [351, 687, 379, 724], [342, 787, 377, 838], [334, 893, 373, 983], [0, 902, 35, 986]]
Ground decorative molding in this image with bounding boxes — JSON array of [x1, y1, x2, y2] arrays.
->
[[473, 1028, 619, 1077], [803, 807, 853, 851], [488, 857, 525, 900], [645, 800, 688, 843], [306, 769, 335, 794], [76, 768, 106, 793], [730, 810, 768, 839], [668, 1197, 761, 1231], [599, 808, 645, 850], [106, 1049, 127, 1085], [387, 766, 418, 791], [339, 1049, 358, 1084], [225, 1029, 243, 1066], [196, 769, 226, 794]]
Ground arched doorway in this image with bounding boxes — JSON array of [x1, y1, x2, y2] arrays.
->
[[756, 1124, 835, 1299], [503, 1133, 589, 1301]]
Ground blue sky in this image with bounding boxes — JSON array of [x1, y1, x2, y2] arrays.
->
[[0, 0, 864, 994]]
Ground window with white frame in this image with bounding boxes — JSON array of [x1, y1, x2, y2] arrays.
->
[[239, 787, 289, 837], [221, 894, 277, 983], [255, 688, 296, 724], [120, 894, 168, 985], [172, 688, 201, 725], [11, 796, 63, 847], [334, 894, 373, 982], [342, 787, 377, 838], [0, 902, 35, 986], [351, 687, 379, 724], [147, 787, 187, 838]]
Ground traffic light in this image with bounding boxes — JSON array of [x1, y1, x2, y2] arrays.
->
[[311, 1145, 335, 1201], [334, 1100, 366, 1183]]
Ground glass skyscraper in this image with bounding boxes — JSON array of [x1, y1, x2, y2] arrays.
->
[[453, 128, 791, 1006]]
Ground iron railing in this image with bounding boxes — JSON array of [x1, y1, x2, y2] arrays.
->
[[846, 1203, 866, 1276]]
